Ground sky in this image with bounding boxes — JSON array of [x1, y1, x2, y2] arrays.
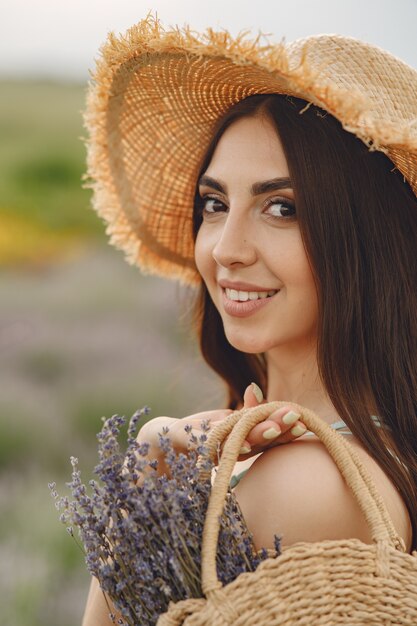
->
[[1, 0, 416, 82]]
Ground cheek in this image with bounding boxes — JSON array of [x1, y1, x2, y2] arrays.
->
[[293, 260, 318, 306], [268, 240, 317, 300], [294, 260, 319, 320]]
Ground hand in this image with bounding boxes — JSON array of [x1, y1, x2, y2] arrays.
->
[[231, 383, 308, 461], [140, 383, 307, 464]]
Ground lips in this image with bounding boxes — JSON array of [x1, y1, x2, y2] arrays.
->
[[221, 287, 280, 318], [218, 279, 279, 292]]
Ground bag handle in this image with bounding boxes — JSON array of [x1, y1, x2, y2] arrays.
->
[[195, 401, 406, 597]]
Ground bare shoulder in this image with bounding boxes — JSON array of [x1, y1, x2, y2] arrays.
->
[[233, 436, 412, 553]]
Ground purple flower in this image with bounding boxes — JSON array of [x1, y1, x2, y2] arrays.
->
[[51, 408, 282, 625]]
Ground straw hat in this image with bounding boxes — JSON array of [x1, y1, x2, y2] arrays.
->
[[84, 14, 417, 286]]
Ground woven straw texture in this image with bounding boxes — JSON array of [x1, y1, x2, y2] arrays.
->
[[84, 15, 417, 285], [156, 402, 417, 625]]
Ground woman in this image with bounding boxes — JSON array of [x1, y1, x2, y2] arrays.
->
[[82, 16, 417, 624]]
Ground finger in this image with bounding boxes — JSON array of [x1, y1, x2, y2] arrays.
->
[[235, 407, 304, 459], [243, 382, 264, 408], [237, 440, 253, 456], [245, 407, 307, 450]]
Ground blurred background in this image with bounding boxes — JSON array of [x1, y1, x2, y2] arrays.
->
[[1, 1, 416, 624]]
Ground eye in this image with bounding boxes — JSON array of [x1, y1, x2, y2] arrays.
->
[[200, 195, 227, 214], [264, 197, 296, 220]]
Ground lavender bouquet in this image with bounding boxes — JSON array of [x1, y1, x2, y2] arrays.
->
[[50, 407, 282, 625]]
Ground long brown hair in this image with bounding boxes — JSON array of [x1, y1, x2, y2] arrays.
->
[[191, 94, 417, 551]]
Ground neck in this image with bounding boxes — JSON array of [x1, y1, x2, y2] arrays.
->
[[265, 343, 340, 425]]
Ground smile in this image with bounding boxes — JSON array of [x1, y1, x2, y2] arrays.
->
[[221, 288, 280, 318], [224, 288, 278, 301]]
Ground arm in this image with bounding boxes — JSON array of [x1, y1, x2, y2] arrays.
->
[[81, 412, 229, 624], [82, 577, 122, 626], [81, 391, 308, 623], [81, 419, 171, 626]]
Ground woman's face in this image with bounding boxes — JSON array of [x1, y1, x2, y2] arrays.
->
[[194, 113, 319, 355]]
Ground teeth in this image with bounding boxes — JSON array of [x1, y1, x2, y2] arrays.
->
[[225, 288, 278, 301]]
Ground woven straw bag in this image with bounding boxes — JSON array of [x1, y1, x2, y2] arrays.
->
[[157, 402, 417, 625]]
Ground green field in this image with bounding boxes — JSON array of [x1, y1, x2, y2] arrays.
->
[[0, 79, 104, 267]]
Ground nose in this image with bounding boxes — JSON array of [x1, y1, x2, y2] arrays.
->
[[212, 211, 257, 268]]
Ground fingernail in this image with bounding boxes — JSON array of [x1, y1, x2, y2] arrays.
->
[[251, 382, 263, 403], [239, 444, 251, 454], [262, 427, 281, 440], [291, 424, 307, 437], [282, 410, 301, 425]]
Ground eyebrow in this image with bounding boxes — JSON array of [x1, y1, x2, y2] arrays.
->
[[198, 174, 293, 196]]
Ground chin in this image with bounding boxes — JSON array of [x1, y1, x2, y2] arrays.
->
[[224, 329, 273, 354]]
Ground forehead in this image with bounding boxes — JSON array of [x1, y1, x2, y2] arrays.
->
[[203, 114, 289, 182]]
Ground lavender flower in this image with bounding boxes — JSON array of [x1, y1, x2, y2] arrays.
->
[[50, 407, 282, 625]]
